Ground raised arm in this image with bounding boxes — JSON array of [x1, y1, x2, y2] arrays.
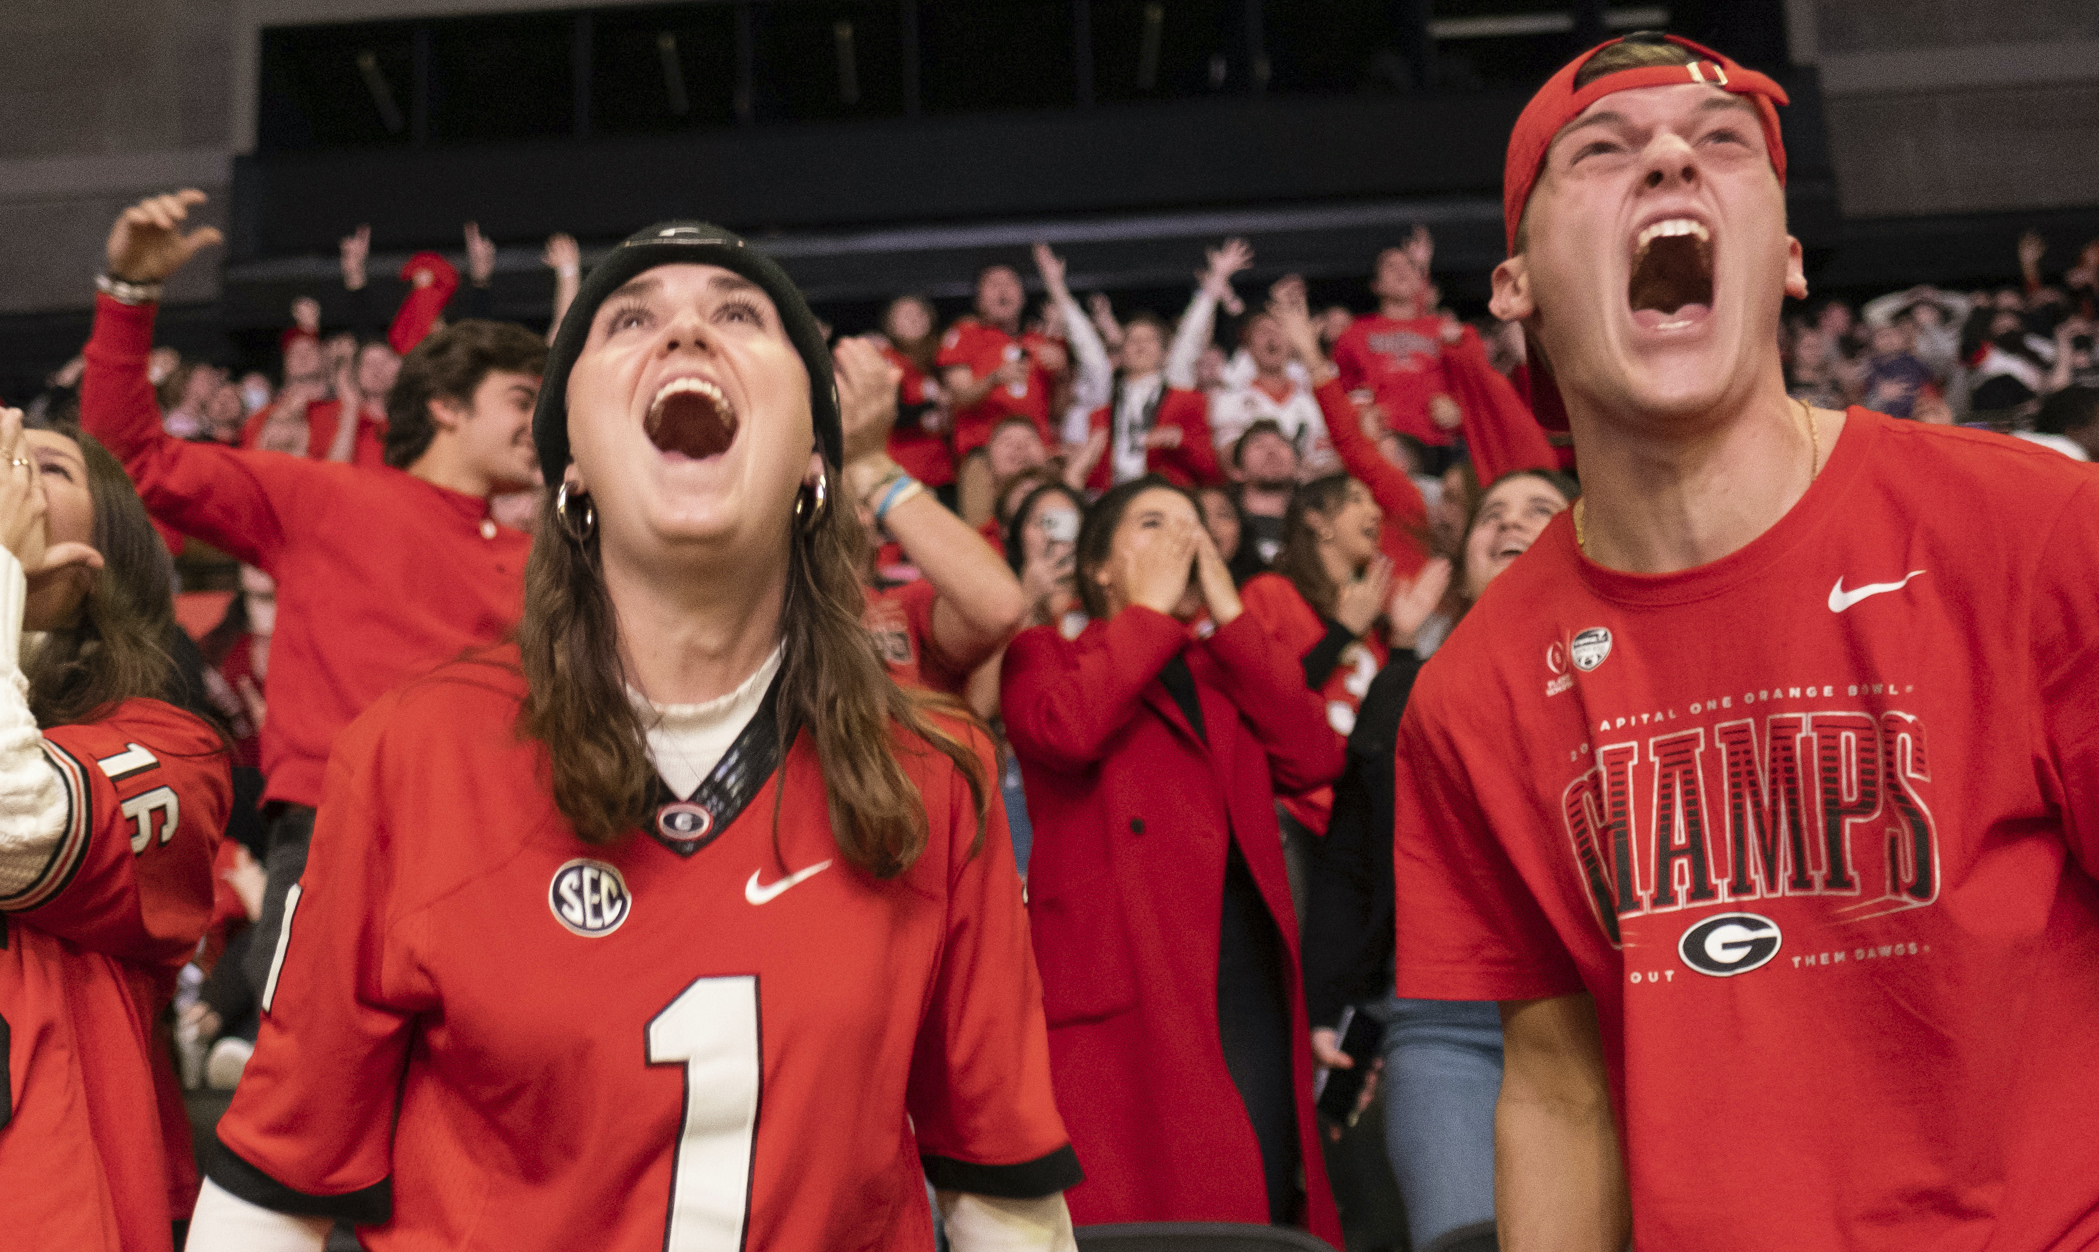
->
[[839, 338, 1024, 674], [1034, 243, 1113, 419], [1166, 238, 1252, 389], [323, 354, 363, 464], [544, 232, 582, 344], [1269, 276, 1429, 538], [1496, 993, 1631, 1252], [85, 194, 319, 568], [1441, 323, 1555, 484]]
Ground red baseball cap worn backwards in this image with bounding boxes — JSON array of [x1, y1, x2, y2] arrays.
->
[[1504, 33, 1790, 430]]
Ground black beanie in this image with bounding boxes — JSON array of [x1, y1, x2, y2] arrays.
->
[[532, 222, 840, 488]]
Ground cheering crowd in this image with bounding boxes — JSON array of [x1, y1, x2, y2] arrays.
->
[[4, 29, 2098, 1252]]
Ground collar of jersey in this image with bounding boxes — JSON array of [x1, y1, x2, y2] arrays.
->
[[644, 668, 784, 857]]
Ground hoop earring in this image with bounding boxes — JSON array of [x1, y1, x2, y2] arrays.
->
[[554, 482, 596, 543], [794, 474, 828, 531]]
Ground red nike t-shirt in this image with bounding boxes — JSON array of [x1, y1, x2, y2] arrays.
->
[[1331, 315, 1452, 446], [1393, 409, 2099, 1249], [936, 318, 1054, 459], [2, 700, 231, 1251], [211, 652, 1076, 1250]]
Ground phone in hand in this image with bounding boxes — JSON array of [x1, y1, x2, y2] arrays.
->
[[1313, 1005, 1386, 1130]]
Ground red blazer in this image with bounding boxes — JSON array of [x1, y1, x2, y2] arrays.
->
[[1085, 386, 1222, 490], [1002, 607, 1344, 1242]]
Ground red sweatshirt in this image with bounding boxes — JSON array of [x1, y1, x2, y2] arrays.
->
[[82, 295, 528, 808]]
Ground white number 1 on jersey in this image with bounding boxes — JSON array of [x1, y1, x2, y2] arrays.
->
[[648, 975, 762, 1251]]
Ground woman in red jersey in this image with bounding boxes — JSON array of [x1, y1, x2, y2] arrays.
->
[[194, 224, 1080, 1252], [1002, 475, 1345, 1244], [0, 406, 232, 1252]]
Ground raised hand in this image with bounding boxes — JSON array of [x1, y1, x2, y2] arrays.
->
[[1333, 555, 1393, 637], [1386, 556, 1452, 649], [1201, 237, 1255, 315], [106, 190, 224, 285], [2018, 229, 2046, 275], [1032, 242, 1069, 296], [543, 232, 580, 275], [464, 221, 497, 285], [833, 336, 904, 468], [1267, 276, 1325, 365], [1405, 224, 1434, 278], [341, 224, 372, 290], [1087, 291, 1125, 349], [0, 409, 48, 576]]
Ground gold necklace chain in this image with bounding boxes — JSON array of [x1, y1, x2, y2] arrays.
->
[[1573, 399, 1821, 554]]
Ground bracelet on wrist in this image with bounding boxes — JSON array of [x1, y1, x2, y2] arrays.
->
[[96, 273, 164, 306], [853, 463, 905, 506], [873, 475, 923, 524]]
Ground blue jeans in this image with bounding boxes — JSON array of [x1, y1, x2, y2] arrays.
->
[[1376, 995, 1503, 1250], [1001, 752, 1034, 876]]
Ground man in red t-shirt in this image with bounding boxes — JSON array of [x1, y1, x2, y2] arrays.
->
[[937, 264, 1057, 461], [1391, 34, 2099, 1252], [1330, 227, 1461, 448], [81, 190, 546, 1020]]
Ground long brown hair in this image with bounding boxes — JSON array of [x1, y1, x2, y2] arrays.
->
[[517, 468, 989, 878], [26, 427, 180, 727], [1269, 472, 1356, 618]]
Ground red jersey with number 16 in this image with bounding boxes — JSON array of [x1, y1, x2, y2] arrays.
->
[[2, 699, 230, 1252], [1393, 409, 2099, 1250], [210, 649, 1077, 1250]]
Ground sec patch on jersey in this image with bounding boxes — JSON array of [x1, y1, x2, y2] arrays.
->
[[549, 858, 631, 937]]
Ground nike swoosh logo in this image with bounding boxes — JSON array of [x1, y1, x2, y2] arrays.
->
[[1828, 571, 1926, 613], [744, 859, 833, 905]]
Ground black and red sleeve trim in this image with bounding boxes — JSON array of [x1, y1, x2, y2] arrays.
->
[[922, 1144, 1084, 1199], [207, 1135, 393, 1224], [0, 744, 93, 915]]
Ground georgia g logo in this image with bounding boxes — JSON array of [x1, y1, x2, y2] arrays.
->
[[1678, 912, 1782, 977], [549, 858, 632, 937]]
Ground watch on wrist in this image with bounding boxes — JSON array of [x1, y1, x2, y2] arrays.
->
[[96, 273, 164, 306]]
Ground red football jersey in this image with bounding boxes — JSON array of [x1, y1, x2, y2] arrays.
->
[[211, 652, 1076, 1249], [2, 699, 231, 1252], [1238, 573, 1384, 834], [865, 580, 972, 698], [1393, 410, 2099, 1249], [1332, 315, 1453, 446], [936, 318, 1053, 459]]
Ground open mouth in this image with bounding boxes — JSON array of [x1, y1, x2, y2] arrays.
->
[[1627, 218, 1713, 332], [645, 377, 738, 460]]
